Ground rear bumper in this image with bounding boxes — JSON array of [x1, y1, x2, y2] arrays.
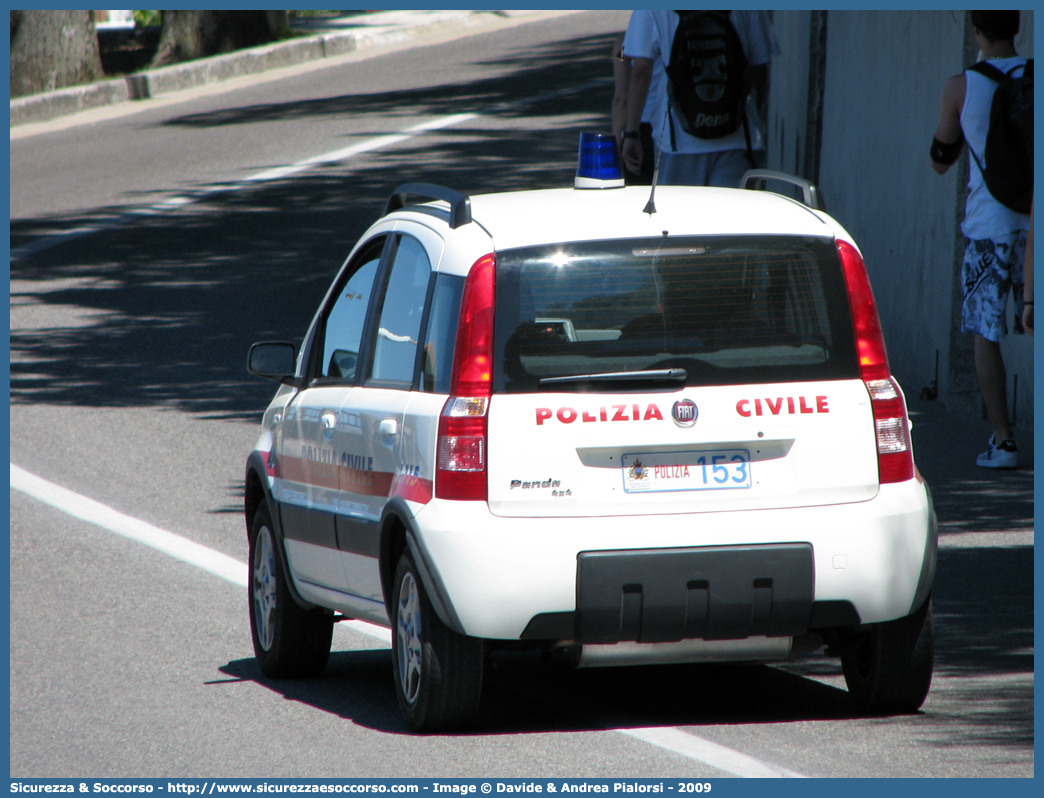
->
[[574, 543, 815, 644], [411, 477, 934, 640]]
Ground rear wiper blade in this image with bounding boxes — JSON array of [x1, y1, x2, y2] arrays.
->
[[539, 368, 687, 387]]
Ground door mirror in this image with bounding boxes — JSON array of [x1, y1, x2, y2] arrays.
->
[[248, 342, 299, 385]]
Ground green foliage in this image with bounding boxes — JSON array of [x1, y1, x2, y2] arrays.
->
[[133, 10, 161, 28], [287, 11, 376, 19]]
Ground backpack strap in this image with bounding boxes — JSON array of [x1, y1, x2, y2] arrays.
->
[[962, 63, 990, 176], [1011, 58, 1032, 80], [741, 114, 754, 168], [968, 58, 1031, 82], [968, 60, 1007, 83], [668, 9, 692, 149], [966, 138, 986, 180]]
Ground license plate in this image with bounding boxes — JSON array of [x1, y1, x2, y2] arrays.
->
[[622, 450, 752, 493]]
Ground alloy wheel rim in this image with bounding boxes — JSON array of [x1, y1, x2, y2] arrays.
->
[[252, 526, 277, 651], [396, 571, 423, 705]]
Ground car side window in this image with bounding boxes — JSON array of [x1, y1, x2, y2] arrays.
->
[[419, 274, 464, 393], [321, 244, 382, 380], [370, 236, 432, 385]]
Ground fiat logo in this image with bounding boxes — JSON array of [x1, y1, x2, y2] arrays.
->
[[672, 399, 698, 426]]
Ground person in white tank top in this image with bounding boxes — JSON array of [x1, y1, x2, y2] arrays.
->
[[930, 10, 1030, 469]]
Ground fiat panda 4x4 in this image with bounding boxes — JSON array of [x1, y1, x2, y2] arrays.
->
[[244, 151, 936, 731]]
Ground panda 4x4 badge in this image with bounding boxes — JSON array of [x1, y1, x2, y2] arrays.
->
[[672, 399, 698, 426]]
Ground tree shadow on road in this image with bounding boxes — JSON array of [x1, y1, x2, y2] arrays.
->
[[10, 51, 613, 423], [908, 398, 1034, 535], [154, 32, 615, 132], [11, 26, 619, 421]]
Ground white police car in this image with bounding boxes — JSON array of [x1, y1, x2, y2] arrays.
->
[[244, 135, 936, 731]]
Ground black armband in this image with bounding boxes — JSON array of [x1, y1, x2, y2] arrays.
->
[[930, 136, 963, 166]]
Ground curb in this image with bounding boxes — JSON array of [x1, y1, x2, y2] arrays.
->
[[10, 10, 511, 128]]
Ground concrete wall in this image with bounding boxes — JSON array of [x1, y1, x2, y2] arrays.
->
[[766, 10, 1034, 427]]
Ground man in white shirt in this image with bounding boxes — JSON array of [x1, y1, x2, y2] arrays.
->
[[930, 10, 1030, 469], [620, 10, 780, 187]]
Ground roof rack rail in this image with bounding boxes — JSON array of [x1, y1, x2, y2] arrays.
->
[[740, 169, 824, 211], [384, 183, 472, 229]]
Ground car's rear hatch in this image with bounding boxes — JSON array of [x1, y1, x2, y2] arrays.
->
[[485, 234, 879, 518]]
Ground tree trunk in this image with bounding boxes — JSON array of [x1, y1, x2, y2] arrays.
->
[[151, 10, 282, 68], [10, 10, 104, 98]]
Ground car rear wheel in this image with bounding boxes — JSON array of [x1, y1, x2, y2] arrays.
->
[[841, 596, 934, 715], [249, 501, 333, 678], [391, 550, 484, 731]]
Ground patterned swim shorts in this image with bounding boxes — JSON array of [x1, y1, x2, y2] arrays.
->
[[961, 233, 1027, 342]]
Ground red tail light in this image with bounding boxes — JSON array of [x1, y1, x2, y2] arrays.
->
[[435, 253, 495, 501], [837, 241, 914, 483]]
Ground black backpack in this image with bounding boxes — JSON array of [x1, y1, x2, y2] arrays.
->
[[967, 59, 1033, 214], [665, 10, 748, 140]]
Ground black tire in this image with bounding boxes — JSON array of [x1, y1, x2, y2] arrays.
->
[[248, 501, 333, 678], [391, 550, 484, 731], [842, 596, 934, 715]]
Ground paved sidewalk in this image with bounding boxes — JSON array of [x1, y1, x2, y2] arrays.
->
[[906, 397, 1034, 544], [10, 10, 551, 127]]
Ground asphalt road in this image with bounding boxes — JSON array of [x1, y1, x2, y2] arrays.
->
[[9, 10, 1034, 779]]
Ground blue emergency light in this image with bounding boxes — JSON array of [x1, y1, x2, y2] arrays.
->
[[575, 131, 625, 189]]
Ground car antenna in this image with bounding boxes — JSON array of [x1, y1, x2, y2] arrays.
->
[[643, 107, 670, 215], [643, 163, 659, 215]]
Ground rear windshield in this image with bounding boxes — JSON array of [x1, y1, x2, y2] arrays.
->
[[493, 235, 858, 393]]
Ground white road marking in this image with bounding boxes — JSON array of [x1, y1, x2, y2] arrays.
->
[[9, 113, 478, 261], [617, 727, 805, 778], [10, 462, 804, 777], [239, 113, 479, 184], [11, 463, 247, 586], [938, 530, 1033, 548]]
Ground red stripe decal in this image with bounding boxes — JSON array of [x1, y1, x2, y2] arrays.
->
[[279, 455, 395, 497], [391, 474, 434, 505]]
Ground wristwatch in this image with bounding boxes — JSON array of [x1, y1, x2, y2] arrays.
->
[[621, 130, 641, 140]]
